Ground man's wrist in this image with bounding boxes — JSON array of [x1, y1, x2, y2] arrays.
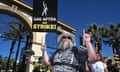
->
[[85, 41, 92, 47], [85, 41, 91, 43]]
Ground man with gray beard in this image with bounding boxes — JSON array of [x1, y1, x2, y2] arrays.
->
[[58, 34, 74, 50], [41, 30, 96, 72]]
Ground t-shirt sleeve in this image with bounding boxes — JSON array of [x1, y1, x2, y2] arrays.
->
[[103, 63, 107, 68]]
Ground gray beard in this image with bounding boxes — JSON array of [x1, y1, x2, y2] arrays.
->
[[59, 40, 73, 50]]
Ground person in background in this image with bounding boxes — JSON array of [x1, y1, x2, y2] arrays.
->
[[106, 59, 116, 72], [29, 56, 46, 72], [89, 53, 108, 72], [41, 30, 96, 72], [113, 62, 120, 72], [116, 62, 120, 72]]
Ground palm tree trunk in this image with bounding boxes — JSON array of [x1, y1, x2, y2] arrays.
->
[[95, 41, 102, 55], [6, 40, 16, 71], [13, 39, 21, 72], [20, 35, 30, 72]]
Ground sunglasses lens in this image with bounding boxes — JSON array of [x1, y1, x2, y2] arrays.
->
[[68, 37, 71, 39], [62, 36, 71, 39], [62, 36, 65, 39]]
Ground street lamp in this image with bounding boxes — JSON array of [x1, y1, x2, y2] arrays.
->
[[20, 49, 34, 72], [23, 49, 34, 57]]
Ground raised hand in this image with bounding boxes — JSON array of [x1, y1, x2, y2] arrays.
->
[[83, 29, 91, 42], [41, 44, 46, 51]]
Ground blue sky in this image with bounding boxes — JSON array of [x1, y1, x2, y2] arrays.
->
[[0, 0, 120, 58], [57, 0, 120, 57]]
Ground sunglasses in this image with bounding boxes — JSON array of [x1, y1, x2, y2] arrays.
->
[[62, 36, 71, 39]]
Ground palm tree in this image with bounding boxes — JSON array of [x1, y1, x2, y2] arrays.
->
[[1, 26, 18, 71], [87, 23, 106, 55], [8, 21, 28, 72], [1, 20, 32, 71], [102, 23, 120, 55], [8, 21, 33, 72]]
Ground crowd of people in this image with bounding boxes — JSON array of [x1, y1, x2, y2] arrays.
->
[[28, 30, 120, 72]]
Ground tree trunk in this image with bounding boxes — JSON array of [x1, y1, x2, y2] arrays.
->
[[13, 39, 21, 72], [6, 40, 16, 71]]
